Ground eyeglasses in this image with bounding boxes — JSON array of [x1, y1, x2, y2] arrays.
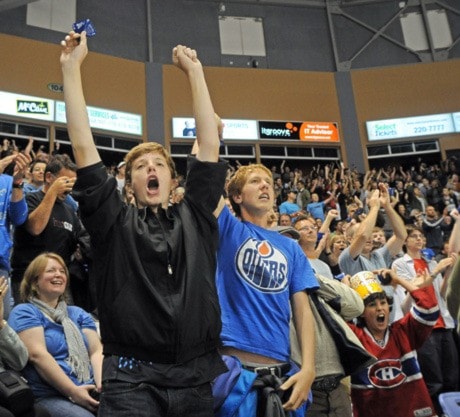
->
[[298, 225, 318, 232]]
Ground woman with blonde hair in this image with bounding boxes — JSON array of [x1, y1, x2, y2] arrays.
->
[[8, 253, 102, 417]]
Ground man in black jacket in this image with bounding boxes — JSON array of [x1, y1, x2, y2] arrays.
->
[[61, 31, 227, 417]]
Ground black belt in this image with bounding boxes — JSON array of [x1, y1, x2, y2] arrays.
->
[[312, 375, 342, 393], [242, 363, 291, 378]]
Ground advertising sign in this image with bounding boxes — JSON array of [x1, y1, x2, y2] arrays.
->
[[172, 117, 258, 140], [367, 113, 454, 141], [453, 112, 460, 132], [259, 121, 339, 142], [55, 101, 142, 136], [0, 91, 54, 122]]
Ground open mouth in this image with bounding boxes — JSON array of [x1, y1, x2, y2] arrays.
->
[[148, 178, 159, 191], [376, 314, 385, 323], [259, 193, 269, 200]]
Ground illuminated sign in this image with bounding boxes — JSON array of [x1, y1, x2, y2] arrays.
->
[[0, 91, 54, 121], [453, 112, 460, 132], [222, 119, 258, 140], [259, 121, 339, 142], [0, 91, 142, 136], [298, 122, 339, 142], [55, 101, 142, 136], [17, 100, 50, 115], [366, 113, 455, 141], [172, 117, 197, 138], [172, 117, 258, 140]]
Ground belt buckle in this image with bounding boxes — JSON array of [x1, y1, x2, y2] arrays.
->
[[322, 377, 339, 392], [253, 366, 274, 376]]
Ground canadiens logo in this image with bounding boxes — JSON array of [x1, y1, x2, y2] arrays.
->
[[368, 359, 407, 389], [236, 238, 288, 293]]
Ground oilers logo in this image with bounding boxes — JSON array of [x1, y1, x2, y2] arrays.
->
[[368, 359, 407, 389], [236, 238, 288, 293]]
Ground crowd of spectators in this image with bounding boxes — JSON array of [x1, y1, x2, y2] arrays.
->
[[265, 156, 460, 416]]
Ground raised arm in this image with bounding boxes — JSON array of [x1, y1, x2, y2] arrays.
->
[[173, 45, 219, 163], [10, 152, 31, 204], [448, 209, 460, 254], [322, 183, 338, 206], [446, 255, 460, 320], [382, 268, 433, 293], [379, 183, 407, 256], [60, 31, 101, 168], [319, 208, 339, 234], [348, 189, 380, 259]]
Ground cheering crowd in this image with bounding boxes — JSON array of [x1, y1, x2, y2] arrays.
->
[[0, 30, 459, 417]]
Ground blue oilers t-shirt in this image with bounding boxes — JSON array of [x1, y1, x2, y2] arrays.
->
[[217, 207, 318, 362]]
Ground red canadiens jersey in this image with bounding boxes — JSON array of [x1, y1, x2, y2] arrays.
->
[[349, 286, 439, 417]]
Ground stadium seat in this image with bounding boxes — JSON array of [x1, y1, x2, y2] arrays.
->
[[439, 392, 460, 417]]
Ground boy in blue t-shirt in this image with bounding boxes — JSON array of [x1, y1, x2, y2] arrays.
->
[[214, 163, 318, 416]]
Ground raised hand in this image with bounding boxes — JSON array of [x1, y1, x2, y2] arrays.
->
[[450, 208, 459, 222], [0, 154, 15, 174], [60, 31, 88, 68], [378, 182, 390, 207], [12, 152, 32, 183], [172, 45, 202, 75], [367, 189, 381, 209]]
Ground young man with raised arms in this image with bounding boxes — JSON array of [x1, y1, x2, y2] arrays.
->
[[60, 31, 228, 417]]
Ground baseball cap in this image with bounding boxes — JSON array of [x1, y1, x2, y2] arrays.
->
[[349, 271, 384, 301], [117, 161, 126, 169]]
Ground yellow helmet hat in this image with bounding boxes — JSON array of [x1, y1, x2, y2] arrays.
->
[[349, 271, 384, 300]]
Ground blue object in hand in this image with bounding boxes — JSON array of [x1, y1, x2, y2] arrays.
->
[[72, 19, 96, 37]]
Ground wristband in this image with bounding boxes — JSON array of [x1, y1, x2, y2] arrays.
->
[[12, 181, 24, 189]]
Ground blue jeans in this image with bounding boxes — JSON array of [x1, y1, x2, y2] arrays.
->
[[98, 380, 214, 417], [35, 397, 95, 417]]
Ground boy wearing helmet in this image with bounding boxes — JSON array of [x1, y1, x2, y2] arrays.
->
[[348, 270, 439, 417]]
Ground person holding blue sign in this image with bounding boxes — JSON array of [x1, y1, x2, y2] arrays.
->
[[60, 30, 228, 417]]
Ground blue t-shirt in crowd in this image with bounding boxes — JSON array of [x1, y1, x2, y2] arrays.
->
[[9, 303, 96, 398], [217, 207, 318, 362]]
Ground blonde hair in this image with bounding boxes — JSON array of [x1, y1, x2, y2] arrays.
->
[[124, 142, 177, 185], [227, 164, 272, 216], [20, 252, 69, 303], [329, 233, 346, 250]]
